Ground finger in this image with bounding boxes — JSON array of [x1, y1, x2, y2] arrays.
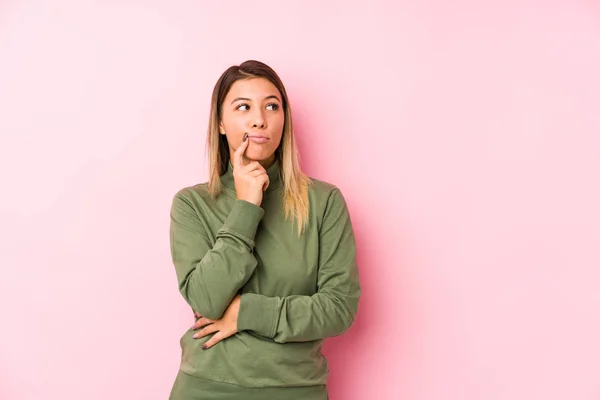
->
[[193, 323, 219, 339], [194, 312, 201, 319], [242, 161, 264, 174], [202, 332, 226, 350], [248, 169, 267, 177], [246, 169, 267, 186], [259, 175, 270, 191], [233, 133, 249, 169], [192, 317, 213, 330], [247, 170, 269, 191]]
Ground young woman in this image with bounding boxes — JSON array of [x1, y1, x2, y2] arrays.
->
[[168, 60, 361, 400]]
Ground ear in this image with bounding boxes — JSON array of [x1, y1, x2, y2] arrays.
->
[[219, 121, 226, 135]]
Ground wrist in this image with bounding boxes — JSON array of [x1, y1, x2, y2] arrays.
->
[[237, 194, 262, 207]]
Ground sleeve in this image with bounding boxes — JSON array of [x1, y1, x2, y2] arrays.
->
[[170, 191, 265, 320], [236, 188, 361, 343]]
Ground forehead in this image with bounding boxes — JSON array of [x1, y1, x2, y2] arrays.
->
[[226, 77, 281, 99]]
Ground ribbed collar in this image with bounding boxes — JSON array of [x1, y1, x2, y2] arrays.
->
[[220, 157, 282, 195]]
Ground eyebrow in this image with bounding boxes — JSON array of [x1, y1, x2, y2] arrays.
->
[[230, 95, 281, 105]]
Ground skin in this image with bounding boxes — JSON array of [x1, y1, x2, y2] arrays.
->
[[219, 77, 284, 170], [192, 77, 285, 350]]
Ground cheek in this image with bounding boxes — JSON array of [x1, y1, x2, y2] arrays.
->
[[272, 131, 284, 150], [221, 113, 245, 132], [271, 115, 285, 134]]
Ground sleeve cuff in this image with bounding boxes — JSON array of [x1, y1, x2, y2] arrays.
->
[[218, 200, 265, 246], [237, 293, 280, 338]]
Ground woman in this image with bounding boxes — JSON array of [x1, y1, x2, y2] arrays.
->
[[168, 60, 361, 399]]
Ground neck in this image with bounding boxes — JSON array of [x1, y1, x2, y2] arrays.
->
[[258, 156, 276, 169], [238, 154, 276, 170], [220, 156, 282, 194]]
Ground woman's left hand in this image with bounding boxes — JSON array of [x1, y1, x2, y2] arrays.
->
[[192, 294, 241, 349]]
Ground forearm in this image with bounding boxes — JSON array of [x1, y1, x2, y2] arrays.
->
[[237, 287, 360, 343], [177, 244, 257, 320], [171, 195, 264, 320], [236, 188, 361, 343]]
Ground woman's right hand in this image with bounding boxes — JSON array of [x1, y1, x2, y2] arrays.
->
[[233, 134, 270, 207]]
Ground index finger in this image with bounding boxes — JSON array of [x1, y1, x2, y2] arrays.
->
[[233, 133, 249, 169]]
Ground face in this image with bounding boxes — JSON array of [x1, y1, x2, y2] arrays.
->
[[219, 77, 285, 167]]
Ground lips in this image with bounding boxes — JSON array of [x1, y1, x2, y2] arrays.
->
[[247, 135, 270, 144]]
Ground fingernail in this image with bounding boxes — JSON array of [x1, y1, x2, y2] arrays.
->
[[243, 133, 248, 142], [202, 345, 208, 350], [192, 333, 198, 338]]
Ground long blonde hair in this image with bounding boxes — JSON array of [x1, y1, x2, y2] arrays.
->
[[206, 60, 311, 235]]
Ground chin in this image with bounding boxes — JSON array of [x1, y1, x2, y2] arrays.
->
[[246, 151, 275, 162]]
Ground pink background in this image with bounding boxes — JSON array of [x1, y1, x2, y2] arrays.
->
[[1, 1, 600, 399]]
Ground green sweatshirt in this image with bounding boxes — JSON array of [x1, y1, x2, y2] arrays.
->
[[169, 157, 361, 388]]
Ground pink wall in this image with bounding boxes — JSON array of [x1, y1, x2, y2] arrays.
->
[[1, 1, 599, 399]]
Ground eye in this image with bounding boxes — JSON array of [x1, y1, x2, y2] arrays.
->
[[266, 103, 280, 111], [236, 103, 249, 111]]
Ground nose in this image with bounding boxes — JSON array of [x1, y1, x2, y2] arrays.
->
[[251, 108, 266, 129]]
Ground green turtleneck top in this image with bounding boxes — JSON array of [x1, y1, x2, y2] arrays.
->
[[169, 158, 361, 388]]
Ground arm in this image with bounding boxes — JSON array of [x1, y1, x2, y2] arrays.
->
[[236, 188, 361, 343], [170, 191, 264, 320]]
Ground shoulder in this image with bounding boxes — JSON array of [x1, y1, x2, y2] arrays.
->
[[308, 176, 337, 193], [173, 182, 211, 201], [307, 176, 349, 213], [170, 182, 214, 214], [306, 177, 353, 234], [308, 176, 347, 198]]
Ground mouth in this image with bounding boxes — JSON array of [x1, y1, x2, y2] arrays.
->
[[247, 134, 270, 144]]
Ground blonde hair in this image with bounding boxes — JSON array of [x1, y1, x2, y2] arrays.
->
[[206, 60, 312, 235]]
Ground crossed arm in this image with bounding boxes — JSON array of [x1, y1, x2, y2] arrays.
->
[[170, 188, 360, 347]]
